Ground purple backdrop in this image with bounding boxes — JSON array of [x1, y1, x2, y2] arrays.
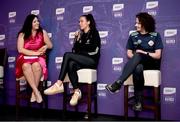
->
[[0, 0, 180, 120]]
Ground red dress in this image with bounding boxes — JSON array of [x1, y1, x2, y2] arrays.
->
[[16, 32, 48, 80]]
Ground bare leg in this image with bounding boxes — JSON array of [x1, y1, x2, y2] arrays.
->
[[31, 62, 42, 87], [22, 63, 42, 103], [31, 62, 43, 102]]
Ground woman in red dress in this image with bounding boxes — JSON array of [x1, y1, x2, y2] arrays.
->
[[16, 14, 53, 103]]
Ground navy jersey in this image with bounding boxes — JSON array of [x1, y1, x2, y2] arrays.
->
[[126, 31, 163, 52]]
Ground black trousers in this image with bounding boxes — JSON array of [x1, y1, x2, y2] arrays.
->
[[118, 53, 160, 101], [58, 52, 97, 89]]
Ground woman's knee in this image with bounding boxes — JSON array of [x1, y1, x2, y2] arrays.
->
[[134, 64, 143, 74], [22, 63, 31, 71], [68, 61, 77, 70], [32, 62, 42, 72]]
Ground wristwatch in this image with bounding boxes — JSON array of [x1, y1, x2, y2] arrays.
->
[[147, 52, 149, 56]]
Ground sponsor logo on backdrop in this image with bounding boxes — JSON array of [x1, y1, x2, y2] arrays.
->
[[83, 6, 93, 13], [128, 86, 134, 97], [112, 4, 124, 18], [55, 57, 63, 69], [0, 34, 5, 46], [8, 56, 16, 63], [8, 56, 16, 68], [69, 31, 76, 45], [99, 31, 108, 45], [163, 87, 176, 104], [8, 12, 16, 23], [112, 57, 123, 72], [47, 81, 52, 87], [48, 33, 52, 38], [31, 10, 40, 15], [20, 80, 27, 91], [56, 8, 65, 21], [164, 29, 177, 45], [97, 83, 107, 97], [97, 83, 107, 90], [146, 1, 159, 16]]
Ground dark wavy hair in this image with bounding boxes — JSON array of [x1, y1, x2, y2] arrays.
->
[[136, 12, 156, 32], [81, 14, 97, 31], [18, 14, 43, 40]]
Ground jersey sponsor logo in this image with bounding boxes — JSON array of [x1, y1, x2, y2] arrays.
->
[[31, 10, 40, 15], [0, 35, 5, 41], [56, 8, 65, 15], [148, 40, 154, 46], [112, 4, 124, 11], [8, 12, 16, 18], [83, 6, 93, 13], [146, 1, 158, 9]]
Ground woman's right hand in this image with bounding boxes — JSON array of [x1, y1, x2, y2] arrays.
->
[[74, 30, 81, 41]]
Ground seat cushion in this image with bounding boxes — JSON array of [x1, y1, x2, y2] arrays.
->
[[64, 69, 97, 84], [124, 70, 161, 87], [0, 66, 4, 78]]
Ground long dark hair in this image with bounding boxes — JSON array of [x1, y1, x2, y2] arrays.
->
[[81, 14, 97, 31], [136, 12, 156, 32], [18, 14, 43, 40]]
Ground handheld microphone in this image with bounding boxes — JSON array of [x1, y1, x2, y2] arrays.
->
[[74, 29, 82, 42]]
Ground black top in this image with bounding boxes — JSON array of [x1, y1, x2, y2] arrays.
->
[[126, 31, 163, 52], [72, 29, 101, 65]]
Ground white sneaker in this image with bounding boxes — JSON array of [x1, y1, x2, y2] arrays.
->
[[44, 82, 64, 95], [70, 89, 82, 106]]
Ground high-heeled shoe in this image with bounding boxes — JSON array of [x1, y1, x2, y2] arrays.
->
[[30, 92, 36, 102], [35, 91, 43, 103], [44, 82, 64, 95]]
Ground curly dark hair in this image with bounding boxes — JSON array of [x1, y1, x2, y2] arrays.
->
[[136, 12, 156, 32], [18, 14, 43, 40], [81, 14, 97, 31]]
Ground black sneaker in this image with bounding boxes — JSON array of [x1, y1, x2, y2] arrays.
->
[[105, 81, 122, 94], [132, 102, 142, 112]]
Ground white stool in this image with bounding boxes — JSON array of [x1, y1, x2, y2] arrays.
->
[[124, 70, 161, 120], [63, 69, 97, 120], [0, 66, 4, 79]]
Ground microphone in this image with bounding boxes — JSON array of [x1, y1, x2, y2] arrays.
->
[[74, 29, 82, 42]]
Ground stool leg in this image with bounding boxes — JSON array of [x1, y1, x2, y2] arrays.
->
[[154, 87, 160, 120], [94, 82, 98, 117], [87, 84, 92, 120], [16, 80, 20, 120], [124, 85, 128, 120], [63, 83, 68, 119]]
